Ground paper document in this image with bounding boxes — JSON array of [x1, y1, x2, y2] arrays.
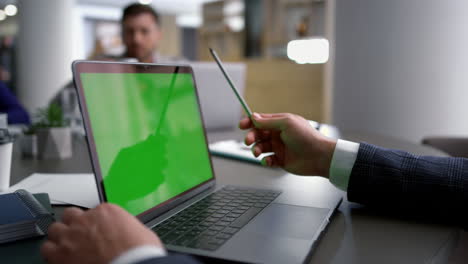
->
[[8, 173, 100, 208], [209, 140, 271, 164]]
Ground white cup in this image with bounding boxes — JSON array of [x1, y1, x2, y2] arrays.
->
[[0, 129, 13, 192], [0, 113, 7, 129]]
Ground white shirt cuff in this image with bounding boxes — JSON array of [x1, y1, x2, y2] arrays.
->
[[110, 245, 167, 264], [329, 139, 360, 191]]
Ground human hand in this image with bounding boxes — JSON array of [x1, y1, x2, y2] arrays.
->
[[41, 203, 163, 264], [239, 113, 337, 177]]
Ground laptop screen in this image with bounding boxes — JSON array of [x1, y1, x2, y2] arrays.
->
[[77, 65, 214, 216]]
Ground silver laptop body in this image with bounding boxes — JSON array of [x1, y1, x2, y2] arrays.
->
[[72, 61, 343, 264]]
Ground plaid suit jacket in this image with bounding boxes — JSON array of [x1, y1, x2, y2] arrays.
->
[[136, 255, 200, 264], [347, 143, 468, 223]]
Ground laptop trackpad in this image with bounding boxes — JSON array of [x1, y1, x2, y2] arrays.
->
[[243, 203, 330, 240]]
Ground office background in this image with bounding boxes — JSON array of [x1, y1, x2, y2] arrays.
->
[[333, 0, 468, 143], [2, 1, 468, 263], [1, 0, 468, 143]]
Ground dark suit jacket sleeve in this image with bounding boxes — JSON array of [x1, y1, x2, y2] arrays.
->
[[135, 254, 202, 264], [347, 142, 468, 224]]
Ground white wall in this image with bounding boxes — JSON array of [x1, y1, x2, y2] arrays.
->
[[17, 0, 79, 113], [16, 2, 126, 114], [76, 4, 123, 59], [333, 0, 468, 143]]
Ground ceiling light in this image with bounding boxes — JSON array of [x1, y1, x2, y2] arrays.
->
[[138, 0, 152, 4], [4, 4, 17, 16], [287, 38, 329, 64], [177, 14, 202, 28], [0, 10, 5, 21], [225, 16, 244, 32]]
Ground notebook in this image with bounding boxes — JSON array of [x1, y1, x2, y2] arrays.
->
[[72, 61, 343, 264], [0, 189, 55, 244]]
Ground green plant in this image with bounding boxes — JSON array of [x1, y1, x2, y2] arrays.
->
[[23, 125, 37, 135], [33, 103, 68, 129]]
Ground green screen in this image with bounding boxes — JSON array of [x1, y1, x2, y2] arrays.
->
[[81, 72, 213, 215]]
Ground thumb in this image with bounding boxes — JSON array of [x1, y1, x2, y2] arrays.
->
[[252, 113, 288, 131]]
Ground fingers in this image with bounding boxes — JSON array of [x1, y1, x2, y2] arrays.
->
[[261, 154, 282, 167], [239, 113, 292, 130], [256, 113, 290, 118], [252, 141, 273, 157], [47, 222, 69, 243], [252, 113, 291, 131], [62, 207, 85, 225], [93, 203, 127, 219], [41, 241, 59, 263], [245, 130, 257, 145], [239, 116, 253, 130], [241, 112, 291, 147], [245, 129, 272, 146]]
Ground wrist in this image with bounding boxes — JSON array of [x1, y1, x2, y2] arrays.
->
[[318, 137, 337, 178]]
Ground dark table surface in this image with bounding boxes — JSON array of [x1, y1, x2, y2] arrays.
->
[[3, 129, 466, 264]]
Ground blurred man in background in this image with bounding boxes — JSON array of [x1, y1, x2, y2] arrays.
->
[[53, 3, 185, 131], [121, 3, 162, 63], [120, 3, 183, 63]]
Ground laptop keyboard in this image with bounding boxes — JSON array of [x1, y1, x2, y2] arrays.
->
[[152, 186, 281, 251]]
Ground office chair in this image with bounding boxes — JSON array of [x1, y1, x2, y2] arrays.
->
[[421, 136, 468, 158]]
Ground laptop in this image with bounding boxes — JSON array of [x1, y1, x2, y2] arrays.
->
[[72, 61, 343, 264], [189, 62, 246, 131]]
